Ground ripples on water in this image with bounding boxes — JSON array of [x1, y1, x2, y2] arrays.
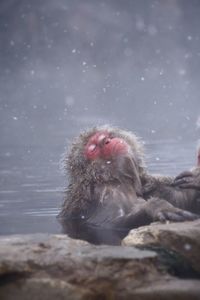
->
[[0, 141, 196, 235], [0, 146, 64, 234]]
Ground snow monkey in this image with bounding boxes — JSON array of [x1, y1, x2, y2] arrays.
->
[[58, 126, 200, 244]]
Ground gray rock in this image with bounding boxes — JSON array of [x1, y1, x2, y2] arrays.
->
[[0, 231, 200, 300], [123, 220, 200, 273]]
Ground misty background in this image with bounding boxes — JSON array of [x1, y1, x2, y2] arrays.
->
[[0, 0, 200, 234]]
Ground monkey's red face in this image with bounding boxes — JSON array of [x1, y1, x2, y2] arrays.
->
[[84, 131, 129, 160]]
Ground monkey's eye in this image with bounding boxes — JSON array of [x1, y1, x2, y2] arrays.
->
[[88, 144, 97, 152]]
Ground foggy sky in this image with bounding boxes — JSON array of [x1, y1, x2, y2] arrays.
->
[[0, 0, 200, 147]]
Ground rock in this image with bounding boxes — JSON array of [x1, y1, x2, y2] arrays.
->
[[0, 231, 200, 299], [0, 234, 157, 300], [123, 220, 200, 273]]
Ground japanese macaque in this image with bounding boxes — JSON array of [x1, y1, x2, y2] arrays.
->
[[58, 126, 200, 244]]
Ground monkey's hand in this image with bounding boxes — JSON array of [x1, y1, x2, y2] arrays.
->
[[173, 168, 200, 190], [145, 197, 199, 222]]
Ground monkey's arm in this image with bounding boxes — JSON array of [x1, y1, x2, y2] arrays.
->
[[59, 178, 199, 234], [142, 167, 200, 195], [116, 197, 198, 230], [88, 183, 199, 230], [141, 173, 174, 196], [141, 172, 200, 213]]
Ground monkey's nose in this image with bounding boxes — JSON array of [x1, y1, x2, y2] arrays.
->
[[104, 138, 111, 145], [100, 137, 111, 147], [98, 136, 111, 147]]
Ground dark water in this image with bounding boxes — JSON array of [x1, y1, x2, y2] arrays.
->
[[0, 140, 196, 235]]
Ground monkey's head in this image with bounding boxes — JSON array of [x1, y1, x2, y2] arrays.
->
[[65, 126, 145, 195]]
